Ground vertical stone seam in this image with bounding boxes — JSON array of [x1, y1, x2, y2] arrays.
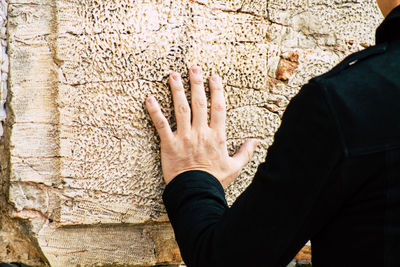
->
[[0, 0, 49, 263], [48, 0, 63, 222], [0, 0, 8, 137], [0, 1, 52, 265]]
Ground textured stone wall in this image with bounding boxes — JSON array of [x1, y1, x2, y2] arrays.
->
[[0, 0, 7, 132], [1, 0, 382, 266]]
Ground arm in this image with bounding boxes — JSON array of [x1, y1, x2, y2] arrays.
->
[[146, 67, 344, 267]]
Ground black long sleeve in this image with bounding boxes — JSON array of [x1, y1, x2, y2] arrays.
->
[[165, 15, 400, 265], [163, 82, 345, 267]]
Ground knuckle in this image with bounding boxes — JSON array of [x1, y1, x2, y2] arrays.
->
[[147, 105, 158, 114], [216, 132, 226, 144], [173, 84, 185, 92], [156, 119, 167, 129], [212, 84, 223, 91], [182, 134, 192, 146], [197, 132, 207, 144], [192, 79, 204, 86], [195, 100, 207, 108], [213, 103, 225, 111], [177, 104, 189, 114]]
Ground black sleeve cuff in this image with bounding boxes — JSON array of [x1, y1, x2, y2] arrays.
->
[[162, 170, 227, 219]]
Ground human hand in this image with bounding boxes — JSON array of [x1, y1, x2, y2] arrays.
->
[[146, 66, 259, 188]]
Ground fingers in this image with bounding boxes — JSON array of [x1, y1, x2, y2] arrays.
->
[[169, 72, 191, 134], [163, 68, 224, 135], [146, 96, 173, 141], [189, 66, 208, 128], [232, 139, 259, 169], [209, 75, 226, 130]]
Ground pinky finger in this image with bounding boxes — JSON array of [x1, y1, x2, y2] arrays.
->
[[146, 96, 173, 141]]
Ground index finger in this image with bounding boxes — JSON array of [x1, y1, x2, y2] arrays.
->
[[146, 96, 174, 141]]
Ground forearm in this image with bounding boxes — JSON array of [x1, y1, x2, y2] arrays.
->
[[163, 171, 228, 266], [161, 81, 345, 267]]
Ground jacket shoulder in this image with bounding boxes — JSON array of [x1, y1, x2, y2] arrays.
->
[[310, 42, 400, 157], [314, 43, 388, 82]]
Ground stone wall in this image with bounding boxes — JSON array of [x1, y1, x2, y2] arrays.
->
[[0, 0, 7, 132], [1, 0, 382, 266]]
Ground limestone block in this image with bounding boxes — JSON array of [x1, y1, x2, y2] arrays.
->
[[2, 0, 382, 266]]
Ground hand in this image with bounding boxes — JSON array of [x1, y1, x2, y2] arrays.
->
[[146, 66, 259, 188]]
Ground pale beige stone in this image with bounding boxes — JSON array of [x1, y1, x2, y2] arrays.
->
[[2, 0, 382, 266]]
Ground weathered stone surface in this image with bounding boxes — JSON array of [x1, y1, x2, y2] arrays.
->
[[2, 0, 382, 266], [37, 223, 181, 266]]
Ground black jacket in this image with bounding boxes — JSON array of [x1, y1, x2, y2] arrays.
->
[[163, 6, 400, 267]]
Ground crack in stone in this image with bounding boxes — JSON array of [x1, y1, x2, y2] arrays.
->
[[227, 136, 270, 141], [12, 207, 51, 221], [12, 155, 61, 159], [64, 77, 164, 86], [226, 103, 280, 113], [14, 158, 44, 176], [189, 0, 268, 19]]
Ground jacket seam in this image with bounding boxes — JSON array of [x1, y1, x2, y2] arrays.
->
[[311, 80, 349, 157]]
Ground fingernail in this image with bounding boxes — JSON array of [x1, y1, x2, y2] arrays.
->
[[211, 75, 219, 82], [147, 96, 155, 105], [191, 67, 201, 74], [171, 72, 180, 81]]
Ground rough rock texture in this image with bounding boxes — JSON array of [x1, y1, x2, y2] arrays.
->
[[2, 0, 382, 266], [0, 0, 7, 134]]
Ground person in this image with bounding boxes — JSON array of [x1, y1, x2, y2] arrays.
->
[[146, 0, 400, 266]]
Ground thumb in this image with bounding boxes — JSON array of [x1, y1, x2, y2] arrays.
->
[[232, 139, 259, 169]]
